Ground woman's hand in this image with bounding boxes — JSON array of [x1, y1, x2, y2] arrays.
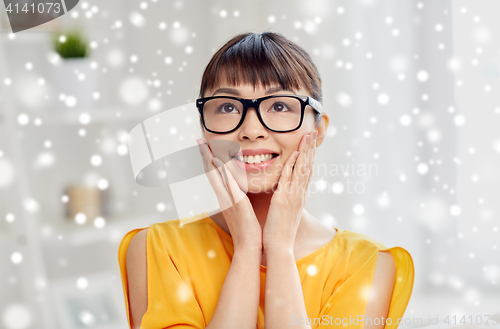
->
[[262, 130, 318, 252], [197, 138, 263, 253]]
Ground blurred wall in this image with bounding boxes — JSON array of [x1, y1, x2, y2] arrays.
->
[[1, 0, 499, 328]]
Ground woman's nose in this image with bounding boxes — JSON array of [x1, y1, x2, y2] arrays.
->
[[238, 107, 267, 139]]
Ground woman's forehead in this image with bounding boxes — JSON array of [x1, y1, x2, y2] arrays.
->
[[208, 82, 306, 95]]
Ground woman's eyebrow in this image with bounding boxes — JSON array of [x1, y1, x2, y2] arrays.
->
[[211, 86, 297, 96], [265, 86, 297, 95], [212, 88, 239, 96]]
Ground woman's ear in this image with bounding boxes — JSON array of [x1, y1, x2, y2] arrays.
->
[[315, 112, 329, 148]]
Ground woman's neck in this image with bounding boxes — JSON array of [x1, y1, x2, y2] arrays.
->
[[247, 192, 313, 246], [246, 191, 273, 228], [208, 192, 313, 245]]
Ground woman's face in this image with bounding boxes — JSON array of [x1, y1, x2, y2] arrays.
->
[[201, 82, 326, 194]]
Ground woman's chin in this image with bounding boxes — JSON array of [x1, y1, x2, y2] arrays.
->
[[246, 178, 279, 195]]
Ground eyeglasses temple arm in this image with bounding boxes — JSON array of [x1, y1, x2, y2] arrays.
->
[[307, 97, 323, 114]]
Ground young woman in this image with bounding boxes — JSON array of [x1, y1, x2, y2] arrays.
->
[[119, 31, 414, 329]]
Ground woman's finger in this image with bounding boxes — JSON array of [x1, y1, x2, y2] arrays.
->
[[276, 151, 299, 195], [213, 157, 248, 204], [223, 156, 249, 194], [197, 139, 221, 177], [201, 144, 232, 195], [196, 138, 248, 211], [196, 138, 211, 173], [291, 132, 311, 188], [304, 130, 317, 190], [306, 130, 315, 173], [197, 139, 220, 183], [212, 157, 236, 206], [197, 138, 233, 206], [197, 139, 245, 202]]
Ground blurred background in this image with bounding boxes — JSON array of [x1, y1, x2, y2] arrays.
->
[[0, 0, 499, 328]]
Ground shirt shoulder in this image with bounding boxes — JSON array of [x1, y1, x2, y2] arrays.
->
[[334, 229, 389, 268], [149, 212, 220, 251], [117, 212, 221, 329]]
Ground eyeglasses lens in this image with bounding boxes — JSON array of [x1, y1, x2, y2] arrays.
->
[[203, 97, 302, 133]]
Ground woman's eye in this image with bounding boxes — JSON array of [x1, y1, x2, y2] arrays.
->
[[272, 103, 288, 112], [220, 103, 237, 113]]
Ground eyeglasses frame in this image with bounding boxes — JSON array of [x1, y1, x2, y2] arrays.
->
[[196, 94, 323, 134]]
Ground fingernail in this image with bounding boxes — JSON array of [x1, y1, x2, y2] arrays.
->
[[196, 138, 202, 145], [306, 135, 310, 144]]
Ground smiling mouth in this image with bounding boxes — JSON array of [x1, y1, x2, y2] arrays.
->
[[232, 153, 279, 164]]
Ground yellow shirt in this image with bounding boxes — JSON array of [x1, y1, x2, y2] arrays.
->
[[118, 211, 414, 329]]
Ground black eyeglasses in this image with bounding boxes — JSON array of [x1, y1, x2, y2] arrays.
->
[[196, 95, 323, 134]]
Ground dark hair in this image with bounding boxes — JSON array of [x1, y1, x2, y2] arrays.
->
[[199, 31, 323, 126]]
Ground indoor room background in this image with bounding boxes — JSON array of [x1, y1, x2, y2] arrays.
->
[[0, 0, 499, 328]]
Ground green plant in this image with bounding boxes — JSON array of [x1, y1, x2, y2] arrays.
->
[[53, 28, 89, 59]]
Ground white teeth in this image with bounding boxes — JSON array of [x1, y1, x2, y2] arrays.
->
[[238, 154, 275, 164]]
